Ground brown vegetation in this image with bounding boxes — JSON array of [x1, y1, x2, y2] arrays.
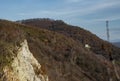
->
[[0, 19, 120, 81], [19, 18, 120, 62]]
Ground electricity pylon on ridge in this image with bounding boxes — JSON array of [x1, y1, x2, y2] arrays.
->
[[106, 20, 110, 42], [106, 20, 120, 81]]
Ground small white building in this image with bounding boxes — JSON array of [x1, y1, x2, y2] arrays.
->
[[85, 44, 91, 49]]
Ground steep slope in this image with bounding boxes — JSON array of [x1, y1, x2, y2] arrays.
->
[[0, 20, 48, 81], [0, 19, 120, 81], [19, 18, 120, 62]]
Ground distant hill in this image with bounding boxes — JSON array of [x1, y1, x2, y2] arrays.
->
[[0, 19, 120, 81], [113, 42, 120, 48]]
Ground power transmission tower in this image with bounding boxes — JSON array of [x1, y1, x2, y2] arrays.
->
[[106, 20, 120, 81], [106, 20, 110, 42], [106, 20, 112, 81]]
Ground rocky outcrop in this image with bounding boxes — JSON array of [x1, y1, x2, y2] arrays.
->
[[0, 19, 120, 81], [1, 40, 48, 81]]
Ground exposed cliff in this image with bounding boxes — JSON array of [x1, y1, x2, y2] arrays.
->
[[0, 39, 48, 81]]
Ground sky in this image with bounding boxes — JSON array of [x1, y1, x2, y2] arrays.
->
[[0, 0, 120, 42]]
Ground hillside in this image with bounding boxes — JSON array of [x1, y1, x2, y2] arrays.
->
[[0, 19, 120, 81], [18, 18, 120, 62]]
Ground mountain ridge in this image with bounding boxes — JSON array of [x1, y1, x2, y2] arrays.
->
[[18, 18, 120, 61], [0, 19, 120, 81]]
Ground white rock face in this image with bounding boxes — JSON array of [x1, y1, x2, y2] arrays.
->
[[3, 40, 48, 81]]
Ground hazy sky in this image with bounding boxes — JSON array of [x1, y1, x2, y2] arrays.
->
[[0, 0, 120, 42]]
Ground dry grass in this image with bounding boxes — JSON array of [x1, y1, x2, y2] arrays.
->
[[0, 19, 119, 81]]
